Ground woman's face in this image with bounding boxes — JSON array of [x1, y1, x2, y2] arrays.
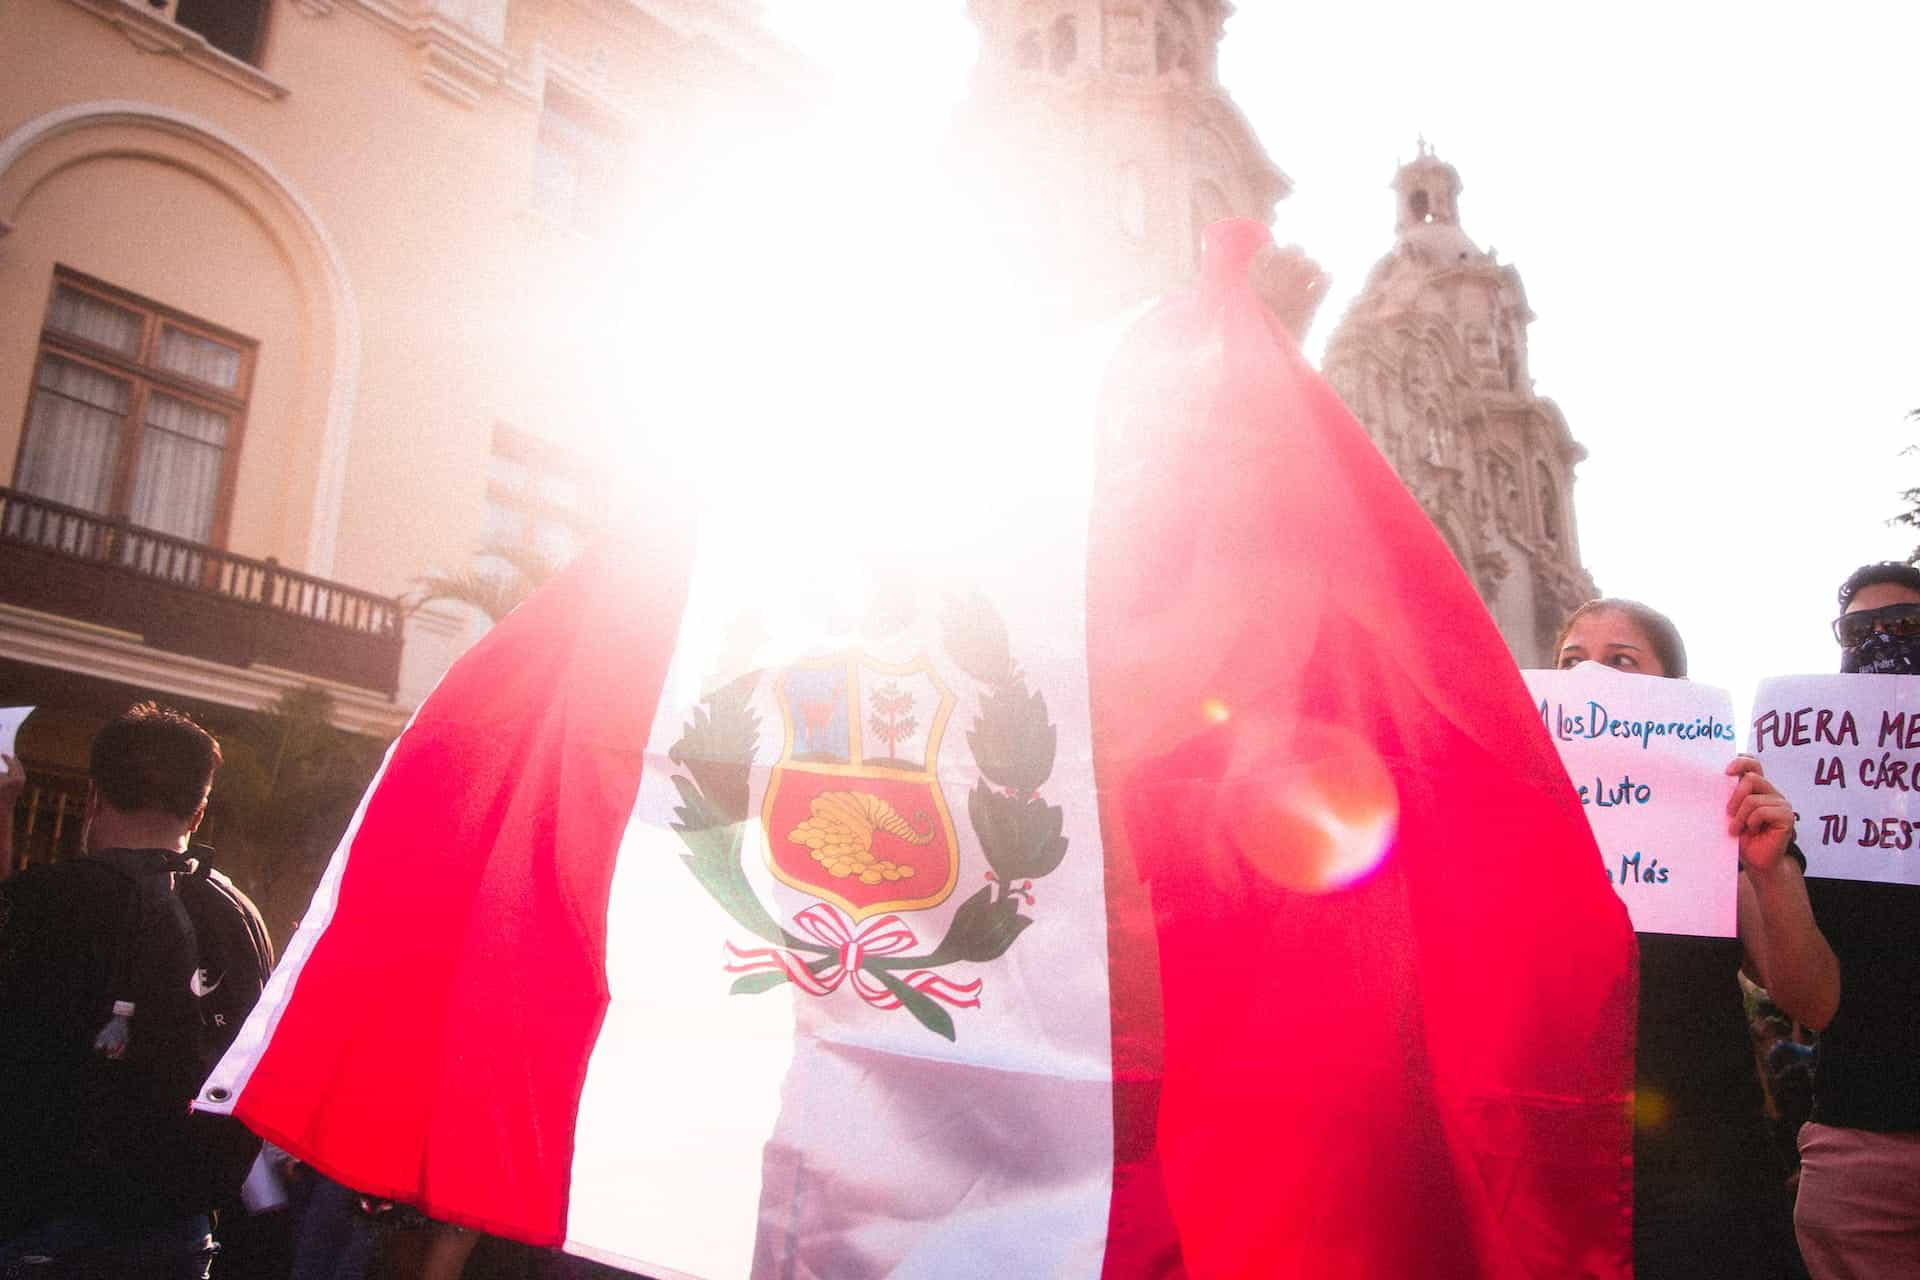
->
[[1556, 609, 1669, 678]]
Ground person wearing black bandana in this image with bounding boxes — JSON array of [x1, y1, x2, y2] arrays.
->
[[1836, 562, 1920, 676], [1789, 562, 1920, 1279]]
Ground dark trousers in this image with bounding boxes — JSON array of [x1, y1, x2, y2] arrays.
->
[[1636, 1114, 1806, 1280], [0, 1213, 215, 1279]]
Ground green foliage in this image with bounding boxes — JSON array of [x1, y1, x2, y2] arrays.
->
[[939, 592, 1016, 686], [868, 968, 957, 1041], [941, 884, 1034, 964], [413, 448, 602, 626], [666, 676, 820, 954], [1895, 417, 1920, 566], [867, 680, 918, 762], [478, 538, 568, 589], [967, 779, 1068, 883], [410, 540, 566, 625], [943, 593, 1056, 792], [204, 686, 388, 941], [667, 675, 760, 822], [869, 884, 1031, 970], [729, 954, 836, 997], [728, 970, 794, 996], [967, 683, 1057, 795], [670, 775, 808, 951]]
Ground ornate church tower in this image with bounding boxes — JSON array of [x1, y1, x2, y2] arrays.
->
[[1323, 143, 1595, 665], [961, 1, 1324, 331]]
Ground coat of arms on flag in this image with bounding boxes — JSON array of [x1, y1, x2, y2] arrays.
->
[[664, 596, 1072, 1041], [762, 654, 959, 918]]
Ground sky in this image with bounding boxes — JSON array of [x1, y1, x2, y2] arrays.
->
[[754, 1, 1920, 709]]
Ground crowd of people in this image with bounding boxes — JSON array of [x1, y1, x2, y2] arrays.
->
[[1, 560, 1917, 1278], [1552, 563, 1920, 1279]]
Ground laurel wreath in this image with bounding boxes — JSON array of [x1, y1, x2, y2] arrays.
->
[[665, 591, 1069, 1041]]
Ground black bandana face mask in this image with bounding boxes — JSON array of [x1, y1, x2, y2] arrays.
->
[[1841, 630, 1920, 675]]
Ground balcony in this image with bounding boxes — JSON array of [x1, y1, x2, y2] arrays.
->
[[0, 487, 402, 696]]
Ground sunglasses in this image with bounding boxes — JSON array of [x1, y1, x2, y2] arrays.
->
[[1834, 603, 1920, 649]]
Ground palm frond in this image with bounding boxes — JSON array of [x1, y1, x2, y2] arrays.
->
[[409, 567, 536, 624], [476, 539, 565, 591], [1895, 416, 1920, 563]]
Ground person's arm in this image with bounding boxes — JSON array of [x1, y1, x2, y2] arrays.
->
[[0, 754, 23, 875], [1729, 755, 1840, 1029]]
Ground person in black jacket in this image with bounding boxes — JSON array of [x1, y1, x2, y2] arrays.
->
[[1790, 563, 1920, 1279], [0, 702, 229, 1278]]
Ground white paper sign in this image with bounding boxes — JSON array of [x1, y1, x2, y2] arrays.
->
[[1521, 665, 1739, 937], [1749, 673, 1920, 885], [0, 706, 31, 758]]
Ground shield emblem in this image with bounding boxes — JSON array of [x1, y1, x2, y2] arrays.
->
[[762, 653, 960, 920]]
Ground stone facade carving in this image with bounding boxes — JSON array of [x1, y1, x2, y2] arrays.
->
[[962, 0, 1326, 332], [958, 13, 1592, 663], [1323, 143, 1595, 666]]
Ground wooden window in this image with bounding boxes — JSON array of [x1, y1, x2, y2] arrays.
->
[[531, 85, 627, 235], [1537, 463, 1562, 544], [13, 269, 255, 549], [483, 425, 600, 568], [170, 0, 272, 65]]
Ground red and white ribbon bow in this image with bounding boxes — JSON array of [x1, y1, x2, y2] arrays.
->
[[725, 903, 982, 1010]]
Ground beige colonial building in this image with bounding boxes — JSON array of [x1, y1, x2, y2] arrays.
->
[[0, 0, 800, 866], [0, 0, 1592, 871], [1322, 143, 1595, 666]]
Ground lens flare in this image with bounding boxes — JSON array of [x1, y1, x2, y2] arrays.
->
[[1223, 721, 1398, 893]]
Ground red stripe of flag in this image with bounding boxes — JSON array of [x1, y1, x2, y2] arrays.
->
[[232, 526, 696, 1245], [1088, 220, 1635, 1277]]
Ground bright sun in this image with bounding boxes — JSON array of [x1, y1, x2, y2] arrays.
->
[[564, 53, 1130, 657]]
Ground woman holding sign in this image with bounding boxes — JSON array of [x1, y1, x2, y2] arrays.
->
[[1556, 599, 1811, 1280]]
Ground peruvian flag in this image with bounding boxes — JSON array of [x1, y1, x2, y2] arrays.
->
[[202, 221, 1634, 1278]]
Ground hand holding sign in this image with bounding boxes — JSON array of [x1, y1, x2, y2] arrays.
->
[[1748, 673, 1920, 885], [1726, 756, 1797, 875]]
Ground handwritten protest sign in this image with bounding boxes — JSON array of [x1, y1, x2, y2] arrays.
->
[[1522, 666, 1738, 937], [1749, 674, 1920, 885], [0, 706, 31, 758]]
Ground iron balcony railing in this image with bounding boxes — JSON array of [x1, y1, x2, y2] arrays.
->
[[0, 487, 403, 695]]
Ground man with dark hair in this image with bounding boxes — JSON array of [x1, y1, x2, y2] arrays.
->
[[1834, 560, 1920, 674], [1785, 565, 1920, 1278], [0, 702, 231, 1278], [87, 702, 224, 823], [1836, 560, 1920, 607]]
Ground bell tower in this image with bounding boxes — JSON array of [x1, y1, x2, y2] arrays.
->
[[1323, 143, 1595, 665], [1394, 137, 1463, 232], [960, 1, 1323, 331]]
